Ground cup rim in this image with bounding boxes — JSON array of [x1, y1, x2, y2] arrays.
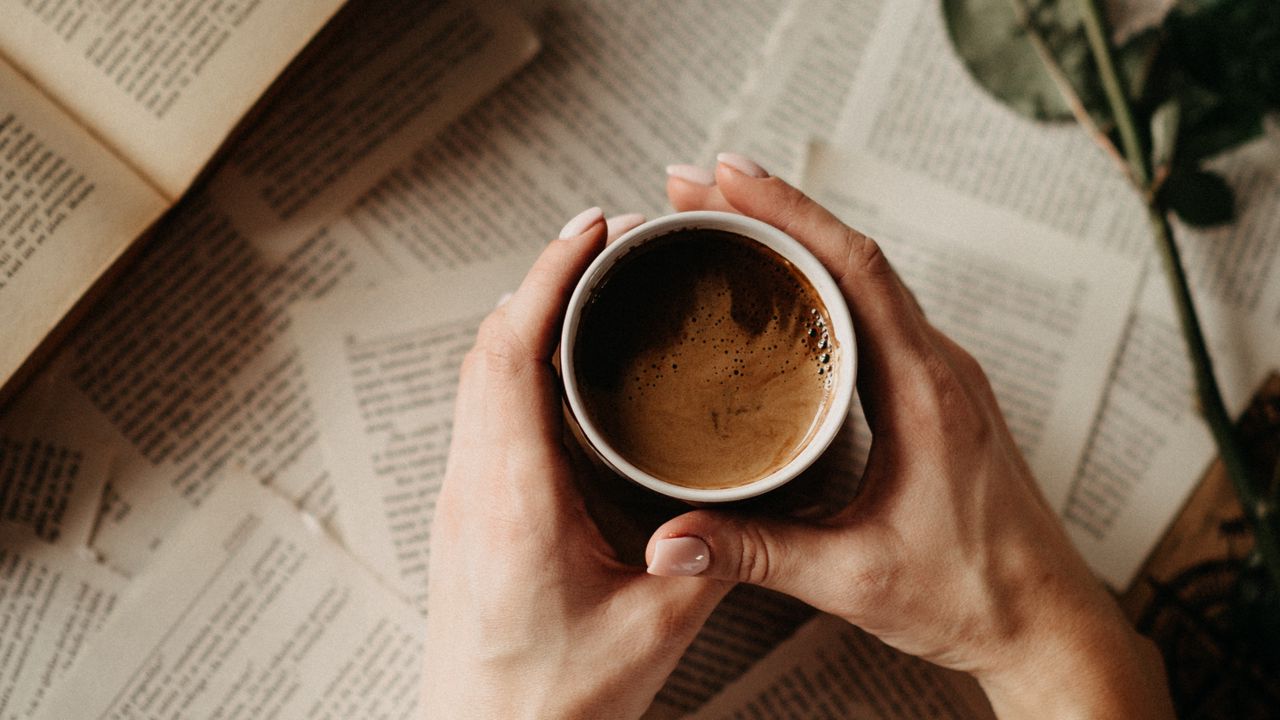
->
[[560, 210, 857, 503]]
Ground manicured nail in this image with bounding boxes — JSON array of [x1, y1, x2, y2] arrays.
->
[[647, 536, 710, 577], [716, 152, 768, 178], [666, 164, 716, 186], [606, 213, 646, 237], [495, 291, 513, 308], [559, 206, 605, 239]]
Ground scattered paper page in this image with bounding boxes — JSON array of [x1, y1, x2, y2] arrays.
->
[[0, 436, 109, 550], [209, 0, 540, 258], [35, 475, 424, 720], [829, 0, 1146, 255], [0, 525, 124, 719], [339, 0, 791, 273], [44, 192, 390, 575], [711, 0, 888, 180], [1064, 277, 1218, 588]]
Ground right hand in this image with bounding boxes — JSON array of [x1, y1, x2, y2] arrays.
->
[[649, 154, 1174, 719]]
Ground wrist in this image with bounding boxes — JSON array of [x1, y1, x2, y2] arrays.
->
[[974, 588, 1173, 719]]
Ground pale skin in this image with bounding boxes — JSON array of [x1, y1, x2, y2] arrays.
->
[[423, 154, 1176, 719]]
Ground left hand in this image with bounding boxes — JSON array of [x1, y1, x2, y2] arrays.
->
[[423, 208, 731, 719]]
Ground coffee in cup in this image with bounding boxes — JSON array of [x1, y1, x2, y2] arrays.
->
[[561, 211, 856, 503], [573, 228, 838, 489]]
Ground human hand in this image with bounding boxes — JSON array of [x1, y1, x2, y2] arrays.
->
[[422, 208, 730, 719], [653, 155, 1174, 719]]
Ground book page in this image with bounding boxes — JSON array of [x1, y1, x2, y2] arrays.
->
[[830, 0, 1147, 256], [339, 0, 790, 273], [1062, 138, 1280, 589], [34, 475, 425, 720], [1063, 277, 1218, 589], [687, 614, 995, 720], [33, 192, 392, 576], [804, 145, 1143, 511], [0, 57, 166, 394], [0, 0, 346, 197], [711, 0, 887, 181], [207, 0, 539, 256], [0, 526, 124, 720], [0, 435, 109, 550], [0, 368, 115, 550], [292, 256, 535, 608]]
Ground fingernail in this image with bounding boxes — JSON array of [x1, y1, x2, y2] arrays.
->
[[716, 152, 768, 178], [559, 206, 605, 239], [647, 536, 710, 577], [666, 164, 716, 186], [606, 213, 646, 237], [495, 291, 513, 308]]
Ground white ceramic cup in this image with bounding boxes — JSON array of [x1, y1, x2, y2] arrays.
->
[[560, 210, 857, 503]]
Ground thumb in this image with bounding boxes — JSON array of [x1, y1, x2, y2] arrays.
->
[[644, 510, 835, 595]]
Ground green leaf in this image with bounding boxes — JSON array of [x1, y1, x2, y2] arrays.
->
[[1179, 105, 1265, 163], [1160, 168, 1235, 227], [943, 0, 1083, 121]]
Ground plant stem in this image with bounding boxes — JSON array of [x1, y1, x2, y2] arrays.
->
[[1072, 0, 1280, 591], [1076, 0, 1149, 186], [1148, 209, 1280, 589]]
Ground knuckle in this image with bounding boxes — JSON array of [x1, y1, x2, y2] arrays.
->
[[737, 522, 778, 587], [836, 230, 892, 285], [470, 314, 527, 377], [907, 352, 988, 439], [843, 559, 899, 611]]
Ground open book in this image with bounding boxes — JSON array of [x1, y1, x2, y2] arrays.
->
[[0, 0, 538, 404]]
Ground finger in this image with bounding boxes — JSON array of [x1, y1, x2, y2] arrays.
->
[[666, 164, 735, 213], [606, 213, 646, 245], [496, 206, 607, 360], [644, 511, 871, 614], [712, 152, 935, 432]]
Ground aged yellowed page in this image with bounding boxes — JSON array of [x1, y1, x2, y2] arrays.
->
[[208, 0, 539, 257], [0, 367, 114, 550], [34, 475, 425, 719], [39, 192, 392, 576], [0, 435, 109, 550], [0, 0, 347, 197], [0, 525, 124, 719], [0, 57, 167, 401]]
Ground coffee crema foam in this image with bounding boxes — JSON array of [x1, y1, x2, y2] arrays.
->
[[575, 229, 838, 489]]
